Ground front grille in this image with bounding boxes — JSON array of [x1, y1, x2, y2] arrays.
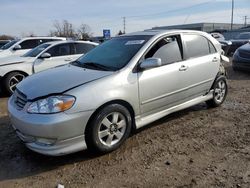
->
[[239, 50, 250, 60], [14, 89, 27, 110]]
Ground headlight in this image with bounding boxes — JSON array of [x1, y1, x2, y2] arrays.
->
[[27, 95, 75, 114]]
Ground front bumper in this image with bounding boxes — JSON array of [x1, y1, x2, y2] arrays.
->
[[232, 53, 250, 71], [8, 96, 94, 156], [232, 61, 250, 71]]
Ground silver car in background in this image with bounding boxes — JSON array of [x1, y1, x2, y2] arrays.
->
[[0, 41, 98, 95], [8, 30, 228, 156]]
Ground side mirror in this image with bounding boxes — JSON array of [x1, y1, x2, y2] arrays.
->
[[13, 45, 21, 51], [39, 53, 51, 59], [140, 58, 162, 70]]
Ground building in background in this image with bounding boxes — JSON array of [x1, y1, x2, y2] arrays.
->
[[152, 23, 250, 40]]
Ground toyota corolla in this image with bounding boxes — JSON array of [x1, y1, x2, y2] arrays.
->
[[8, 30, 228, 156]]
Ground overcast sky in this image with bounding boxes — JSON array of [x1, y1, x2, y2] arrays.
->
[[0, 0, 249, 37]]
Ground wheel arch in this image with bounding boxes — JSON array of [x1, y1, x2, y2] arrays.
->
[[84, 99, 136, 135], [3, 70, 29, 79], [210, 64, 227, 91]]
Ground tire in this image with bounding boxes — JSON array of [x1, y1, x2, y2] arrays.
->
[[85, 104, 132, 153], [206, 76, 228, 108], [3, 72, 26, 95]]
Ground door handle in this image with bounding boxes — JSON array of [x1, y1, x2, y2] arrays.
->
[[179, 65, 188, 71], [212, 57, 219, 62], [65, 58, 73, 61]]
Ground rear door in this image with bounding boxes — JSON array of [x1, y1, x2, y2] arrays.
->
[[179, 33, 220, 100], [33, 43, 72, 73]]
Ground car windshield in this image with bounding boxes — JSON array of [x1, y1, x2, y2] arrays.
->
[[0, 40, 19, 50], [22, 43, 51, 57], [72, 35, 152, 71], [236, 33, 250, 40]]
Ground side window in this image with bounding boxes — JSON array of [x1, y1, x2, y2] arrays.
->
[[40, 39, 62, 43], [39, 39, 52, 44], [19, 39, 39, 49], [74, 43, 95, 54], [208, 41, 216, 54], [183, 34, 210, 58], [145, 35, 183, 65], [46, 44, 71, 57]]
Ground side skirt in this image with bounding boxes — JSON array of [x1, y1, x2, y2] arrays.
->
[[135, 91, 213, 129]]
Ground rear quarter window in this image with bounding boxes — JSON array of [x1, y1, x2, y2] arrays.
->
[[74, 43, 96, 54]]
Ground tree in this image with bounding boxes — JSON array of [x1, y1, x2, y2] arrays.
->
[[77, 24, 92, 41], [50, 20, 77, 38], [117, 30, 123, 36], [21, 32, 36, 38], [0, 35, 14, 40]]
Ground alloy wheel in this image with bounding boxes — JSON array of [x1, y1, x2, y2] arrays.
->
[[9, 74, 25, 93], [98, 112, 127, 147], [214, 80, 226, 103]]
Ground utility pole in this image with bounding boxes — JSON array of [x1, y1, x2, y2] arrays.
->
[[230, 0, 234, 30], [244, 16, 247, 27], [243, 16, 249, 27], [123, 17, 126, 34]]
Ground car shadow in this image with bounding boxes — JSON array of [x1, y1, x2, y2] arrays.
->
[[0, 102, 210, 181], [0, 90, 8, 98]]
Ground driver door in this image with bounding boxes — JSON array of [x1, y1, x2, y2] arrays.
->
[[138, 35, 185, 116]]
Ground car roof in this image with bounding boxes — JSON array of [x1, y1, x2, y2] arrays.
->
[[44, 40, 99, 46], [123, 29, 222, 53], [24, 36, 66, 39], [19, 37, 67, 40], [125, 29, 210, 37]]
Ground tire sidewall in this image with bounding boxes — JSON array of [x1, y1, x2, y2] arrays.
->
[[86, 104, 132, 153], [212, 76, 228, 106], [3, 72, 25, 95]]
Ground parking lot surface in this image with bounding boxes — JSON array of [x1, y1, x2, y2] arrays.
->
[[0, 61, 250, 188]]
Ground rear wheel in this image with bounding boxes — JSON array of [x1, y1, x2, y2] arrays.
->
[[85, 104, 132, 153], [3, 72, 26, 95], [206, 76, 228, 108]]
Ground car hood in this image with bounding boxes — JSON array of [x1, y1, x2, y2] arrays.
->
[[231, 39, 249, 45], [0, 56, 34, 66], [17, 64, 113, 100], [238, 43, 250, 52]]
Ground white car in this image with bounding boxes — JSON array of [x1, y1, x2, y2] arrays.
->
[[0, 41, 98, 94], [0, 37, 66, 58]]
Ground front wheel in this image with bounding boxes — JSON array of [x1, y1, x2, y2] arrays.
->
[[206, 76, 228, 108], [85, 104, 132, 153], [3, 72, 26, 95]]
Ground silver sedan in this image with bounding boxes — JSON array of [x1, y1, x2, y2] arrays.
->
[[8, 30, 228, 156]]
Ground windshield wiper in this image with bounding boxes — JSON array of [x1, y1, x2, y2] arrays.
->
[[70, 60, 81, 67], [71, 61, 116, 71], [83, 62, 116, 71]]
